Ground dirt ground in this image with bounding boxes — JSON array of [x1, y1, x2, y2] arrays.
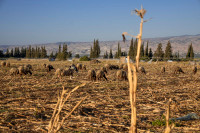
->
[[0, 59, 200, 133]]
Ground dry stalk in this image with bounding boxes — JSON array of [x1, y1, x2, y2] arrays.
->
[[48, 83, 87, 133], [127, 56, 134, 133], [165, 98, 172, 133], [136, 18, 143, 71], [131, 64, 137, 133], [127, 56, 138, 133], [56, 95, 88, 132], [125, 6, 146, 133]]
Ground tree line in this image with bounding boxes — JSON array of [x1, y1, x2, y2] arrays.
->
[[0, 40, 195, 61], [100, 39, 195, 61], [102, 42, 127, 59], [0, 43, 72, 60], [54, 43, 72, 60], [153, 41, 194, 61], [0, 46, 47, 58], [90, 39, 101, 58], [128, 39, 153, 60]]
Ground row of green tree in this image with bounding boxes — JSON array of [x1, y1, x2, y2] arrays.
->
[[0, 44, 73, 60], [103, 43, 127, 59], [153, 41, 194, 60], [128, 39, 153, 60], [0, 40, 195, 61], [90, 39, 101, 58], [101, 39, 194, 61], [54, 43, 72, 60], [0, 46, 47, 58], [102, 39, 153, 60]]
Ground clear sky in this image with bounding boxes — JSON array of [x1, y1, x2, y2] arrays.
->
[[0, 0, 199, 45]]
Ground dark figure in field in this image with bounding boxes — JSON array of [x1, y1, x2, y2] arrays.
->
[[174, 66, 184, 74], [139, 66, 146, 74], [70, 64, 78, 73], [55, 65, 78, 79], [110, 65, 119, 70], [76, 63, 82, 70], [25, 64, 33, 70], [1, 61, 6, 67], [87, 69, 96, 81], [55, 68, 62, 78], [161, 66, 165, 73], [61, 69, 75, 79], [6, 62, 10, 67], [44, 64, 55, 72], [104, 64, 110, 71], [96, 69, 107, 81], [76, 63, 86, 71], [116, 70, 128, 81], [18, 66, 25, 75], [193, 66, 197, 75], [104, 64, 119, 71], [10, 68, 19, 75], [18, 66, 32, 75], [82, 64, 87, 70], [100, 67, 107, 74], [91, 59, 101, 64]]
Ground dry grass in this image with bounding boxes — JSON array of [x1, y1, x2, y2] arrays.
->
[[0, 59, 200, 132]]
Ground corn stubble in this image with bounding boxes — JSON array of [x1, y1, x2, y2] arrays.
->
[[0, 59, 199, 132]]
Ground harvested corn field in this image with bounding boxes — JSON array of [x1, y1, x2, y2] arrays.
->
[[0, 59, 200, 132]]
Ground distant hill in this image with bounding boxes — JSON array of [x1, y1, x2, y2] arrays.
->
[[0, 34, 200, 57]]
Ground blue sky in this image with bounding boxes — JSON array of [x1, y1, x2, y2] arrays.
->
[[0, 0, 199, 45]]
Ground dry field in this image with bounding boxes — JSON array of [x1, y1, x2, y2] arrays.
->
[[0, 59, 200, 132]]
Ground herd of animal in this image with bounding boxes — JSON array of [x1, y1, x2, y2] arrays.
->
[[0, 61, 198, 81]]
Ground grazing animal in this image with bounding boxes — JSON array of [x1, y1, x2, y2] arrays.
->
[[101, 67, 107, 74], [104, 64, 119, 71], [76, 63, 82, 70], [139, 66, 146, 74], [18, 66, 32, 75], [18, 66, 25, 75], [193, 66, 197, 74], [70, 64, 78, 72], [55, 68, 63, 78], [116, 70, 128, 81], [6, 62, 10, 67], [82, 64, 86, 70], [25, 66, 32, 75], [1, 61, 6, 67], [161, 66, 165, 73], [96, 70, 107, 81], [10, 68, 19, 75], [25, 64, 33, 70], [91, 59, 101, 64], [61, 69, 74, 79], [174, 66, 184, 74], [110, 65, 119, 70], [87, 69, 96, 81], [44, 64, 55, 72], [104, 64, 110, 71], [55, 67, 76, 79], [62, 65, 78, 78]]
